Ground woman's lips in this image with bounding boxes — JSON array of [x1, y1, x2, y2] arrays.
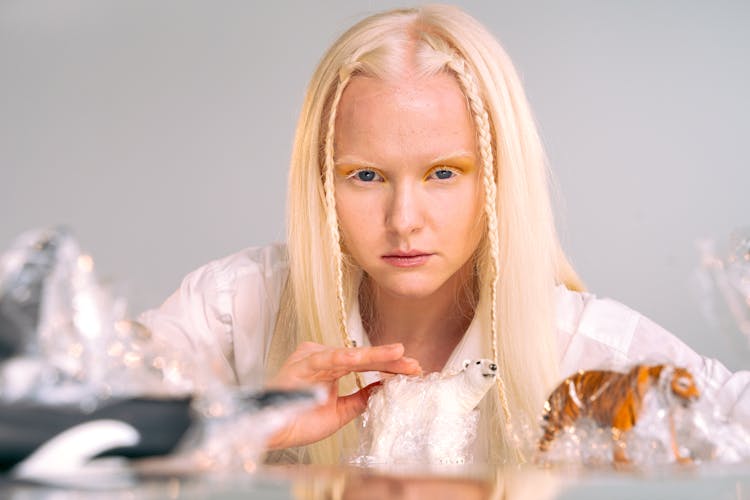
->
[[381, 254, 432, 267]]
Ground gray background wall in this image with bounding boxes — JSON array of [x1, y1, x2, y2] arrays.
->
[[1, 1, 748, 370]]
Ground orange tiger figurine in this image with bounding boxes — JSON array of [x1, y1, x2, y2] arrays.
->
[[538, 364, 700, 464]]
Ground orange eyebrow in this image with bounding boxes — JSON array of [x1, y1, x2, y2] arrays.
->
[[334, 163, 378, 177], [430, 155, 477, 171], [334, 151, 477, 170]]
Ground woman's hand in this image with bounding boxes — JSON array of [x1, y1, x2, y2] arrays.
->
[[265, 341, 421, 450]]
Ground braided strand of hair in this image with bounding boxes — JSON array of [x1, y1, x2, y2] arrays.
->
[[323, 70, 364, 391], [448, 57, 524, 461]]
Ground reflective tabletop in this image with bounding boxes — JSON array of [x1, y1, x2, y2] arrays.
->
[[3, 461, 750, 499]]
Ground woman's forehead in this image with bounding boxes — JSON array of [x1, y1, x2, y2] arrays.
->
[[338, 72, 466, 112], [334, 74, 478, 166]]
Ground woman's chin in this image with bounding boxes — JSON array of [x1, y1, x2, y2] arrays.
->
[[375, 279, 443, 300], [365, 266, 469, 301]]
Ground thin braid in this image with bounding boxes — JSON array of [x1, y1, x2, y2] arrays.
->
[[448, 57, 523, 460], [323, 70, 364, 391]]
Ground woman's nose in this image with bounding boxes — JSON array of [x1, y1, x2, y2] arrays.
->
[[385, 184, 423, 235]]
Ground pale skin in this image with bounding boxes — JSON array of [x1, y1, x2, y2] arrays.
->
[[267, 70, 484, 450]]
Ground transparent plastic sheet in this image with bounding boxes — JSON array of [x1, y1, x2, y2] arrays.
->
[[694, 228, 750, 358], [182, 386, 327, 473], [350, 359, 498, 466], [0, 227, 325, 480], [0, 227, 194, 403], [535, 363, 750, 467]]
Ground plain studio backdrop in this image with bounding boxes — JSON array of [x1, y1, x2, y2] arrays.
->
[[1, 1, 748, 370]]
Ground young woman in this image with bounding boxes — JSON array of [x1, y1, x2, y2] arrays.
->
[[140, 5, 749, 464]]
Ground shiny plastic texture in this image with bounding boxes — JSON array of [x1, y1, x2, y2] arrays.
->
[[695, 227, 750, 353], [536, 363, 750, 466], [0, 227, 194, 403], [185, 385, 326, 472], [0, 227, 325, 477], [352, 359, 498, 466]]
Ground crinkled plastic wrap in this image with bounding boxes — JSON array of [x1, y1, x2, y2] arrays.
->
[[351, 359, 498, 466], [185, 386, 327, 473], [694, 227, 750, 353], [536, 363, 750, 467], [0, 227, 193, 402], [0, 227, 324, 479]]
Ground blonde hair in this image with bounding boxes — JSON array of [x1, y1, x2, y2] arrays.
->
[[268, 4, 584, 465]]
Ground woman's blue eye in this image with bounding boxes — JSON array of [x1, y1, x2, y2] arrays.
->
[[433, 169, 455, 180], [356, 170, 377, 182]]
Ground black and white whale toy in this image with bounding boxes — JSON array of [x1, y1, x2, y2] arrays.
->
[[0, 228, 323, 484]]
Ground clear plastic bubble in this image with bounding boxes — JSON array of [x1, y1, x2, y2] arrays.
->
[[694, 227, 750, 353], [0, 227, 326, 478], [351, 359, 498, 466], [0, 227, 195, 403], [183, 385, 327, 472]]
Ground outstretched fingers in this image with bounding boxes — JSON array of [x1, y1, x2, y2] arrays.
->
[[301, 343, 421, 379], [265, 341, 420, 449], [270, 342, 422, 390]]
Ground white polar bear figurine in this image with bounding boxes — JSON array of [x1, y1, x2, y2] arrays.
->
[[363, 359, 498, 465]]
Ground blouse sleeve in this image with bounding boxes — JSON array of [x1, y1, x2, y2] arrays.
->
[[555, 286, 750, 427], [137, 244, 289, 388]]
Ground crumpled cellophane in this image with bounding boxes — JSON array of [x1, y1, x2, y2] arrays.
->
[[535, 362, 750, 467], [0, 227, 194, 402], [694, 227, 750, 354], [179, 385, 327, 473], [351, 360, 499, 467], [0, 227, 324, 476]]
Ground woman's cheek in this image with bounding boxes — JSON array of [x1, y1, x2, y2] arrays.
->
[[337, 192, 382, 245], [435, 188, 475, 223]]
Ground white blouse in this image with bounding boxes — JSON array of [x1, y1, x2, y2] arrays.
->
[[138, 244, 750, 426]]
